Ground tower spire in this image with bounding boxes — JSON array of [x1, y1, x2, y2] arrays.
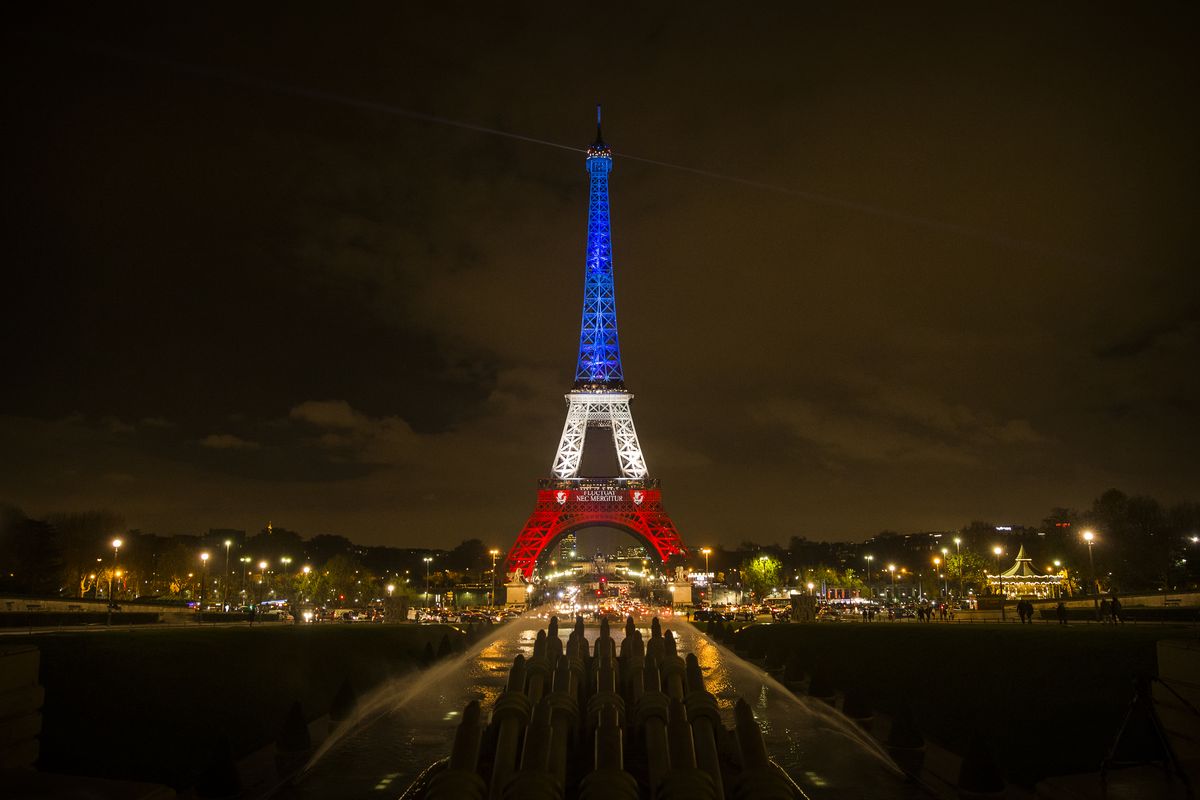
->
[[595, 103, 604, 145]]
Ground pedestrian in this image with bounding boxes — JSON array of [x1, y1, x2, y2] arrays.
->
[[1100, 598, 1112, 624], [1110, 595, 1123, 624], [1056, 600, 1068, 625]]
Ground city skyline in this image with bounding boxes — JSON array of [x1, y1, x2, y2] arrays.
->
[[3, 5, 1198, 548]]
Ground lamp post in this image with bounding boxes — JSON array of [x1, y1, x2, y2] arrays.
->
[[887, 564, 896, 602], [109, 538, 123, 604], [199, 552, 210, 613], [953, 537, 963, 598], [932, 557, 942, 597], [257, 560, 268, 607], [223, 539, 232, 610], [1082, 531, 1097, 593], [864, 555, 874, 597], [240, 556, 251, 606], [993, 546, 1004, 621], [489, 548, 501, 608], [423, 556, 433, 608], [940, 548, 949, 595], [1083, 530, 1098, 619]]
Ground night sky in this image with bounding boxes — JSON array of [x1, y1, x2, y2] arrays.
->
[[3, 3, 1198, 548]]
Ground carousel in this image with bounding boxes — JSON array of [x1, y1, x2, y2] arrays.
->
[[986, 545, 1066, 598]]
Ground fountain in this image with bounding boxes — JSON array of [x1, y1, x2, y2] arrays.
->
[[294, 614, 917, 799], [399, 615, 807, 800]]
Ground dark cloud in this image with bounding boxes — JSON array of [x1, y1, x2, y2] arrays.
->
[[2, 3, 1198, 546]]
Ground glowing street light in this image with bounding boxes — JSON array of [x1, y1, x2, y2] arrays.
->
[[222, 539, 233, 609], [489, 548, 501, 607], [257, 560, 269, 607], [427, 556, 436, 606], [993, 545, 1005, 620], [199, 552, 210, 612], [108, 538, 123, 605], [1082, 530, 1097, 592], [239, 556, 252, 604], [952, 536, 963, 597], [1082, 529, 1100, 617], [887, 564, 896, 601]]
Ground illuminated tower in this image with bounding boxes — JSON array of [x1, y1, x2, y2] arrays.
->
[[505, 109, 686, 579]]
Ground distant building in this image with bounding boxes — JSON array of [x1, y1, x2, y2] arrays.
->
[[559, 533, 578, 562], [615, 543, 648, 560]]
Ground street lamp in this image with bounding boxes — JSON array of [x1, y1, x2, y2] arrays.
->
[[993, 545, 1005, 620], [423, 556, 433, 608], [199, 552, 210, 611], [240, 556, 251, 604], [953, 537, 963, 598], [489, 548, 501, 607], [1082, 530, 1096, 591], [1082, 530, 1099, 618], [933, 556, 944, 596], [109, 538, 123, 604], [258, 560, 268, 607], [223, 540, 232, 610], [864, 555, 874, 597], [887, 564, 896, 601]]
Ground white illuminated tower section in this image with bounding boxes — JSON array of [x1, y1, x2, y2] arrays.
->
[[504, 109, 686, 579]]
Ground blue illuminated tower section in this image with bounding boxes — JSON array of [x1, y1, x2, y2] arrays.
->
[[575, 110, 624, 388]]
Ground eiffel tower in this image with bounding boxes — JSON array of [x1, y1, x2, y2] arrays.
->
[[504, 109, 687, 579]]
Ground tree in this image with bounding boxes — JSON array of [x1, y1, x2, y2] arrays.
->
[[446, 539, 488, 577], [943, 550, 990, 594], [741, 554, 781, 599], [0, 506, 62, 594], [306, 534, 354, 565], [45, 510, 125, 595]]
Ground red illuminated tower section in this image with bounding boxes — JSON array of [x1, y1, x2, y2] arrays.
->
[[504, 110, 687, 579]]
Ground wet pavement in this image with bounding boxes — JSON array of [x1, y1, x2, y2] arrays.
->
[[288, 613, 923, 799]]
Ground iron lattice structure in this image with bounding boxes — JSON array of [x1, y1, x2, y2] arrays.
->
[[505, 110, 687, 579]]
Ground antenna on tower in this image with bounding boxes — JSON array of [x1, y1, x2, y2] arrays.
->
[[595, 104, 603, 143]]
